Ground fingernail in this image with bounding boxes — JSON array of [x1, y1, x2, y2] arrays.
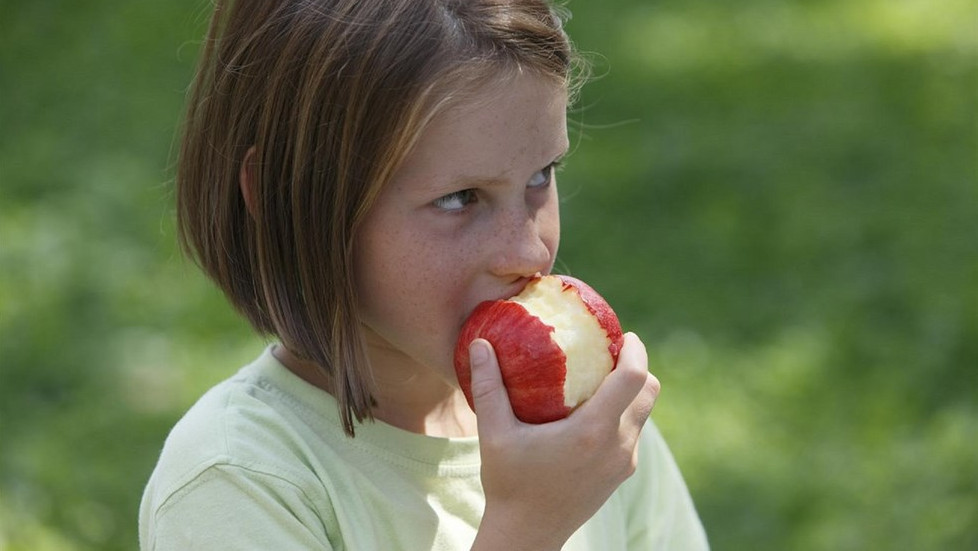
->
[[469, 340, 489, 366]]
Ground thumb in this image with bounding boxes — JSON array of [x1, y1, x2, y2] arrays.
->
[[468, 339, 517, 431]]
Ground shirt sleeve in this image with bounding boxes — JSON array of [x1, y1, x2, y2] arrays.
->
[[142, 463, 334, 551], [622, 421, 710, 550]]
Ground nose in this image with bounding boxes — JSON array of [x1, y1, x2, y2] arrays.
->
[[488, 202, 559, 281]]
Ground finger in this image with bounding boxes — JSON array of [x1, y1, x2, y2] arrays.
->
[[468, 339, 517, 434], [624, 370, 660, 430], [580, 333, 655, 421]]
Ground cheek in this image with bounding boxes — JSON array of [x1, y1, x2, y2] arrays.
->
[[354, 231, 471, 373], [355, 223, 465, 328]]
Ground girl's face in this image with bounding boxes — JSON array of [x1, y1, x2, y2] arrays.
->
[[354, 73, 568, 388]]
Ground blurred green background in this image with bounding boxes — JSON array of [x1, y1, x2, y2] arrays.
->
[[1, 0, 975, 549]]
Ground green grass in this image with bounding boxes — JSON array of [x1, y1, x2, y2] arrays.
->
[[2, 0, 975, 549]]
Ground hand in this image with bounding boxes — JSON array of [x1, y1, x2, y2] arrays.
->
[[468, 332, 659, 551]]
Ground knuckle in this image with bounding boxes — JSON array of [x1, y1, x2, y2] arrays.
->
[[618, 436, 640, 479], [605, 441, 637, 483], [623, 452, 638, 479], [469, 378, 498, 404], [645, 373, 661, 396], [620, 363, 651, 392]]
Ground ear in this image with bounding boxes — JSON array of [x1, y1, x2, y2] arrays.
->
[[239, 146, 259, 220]]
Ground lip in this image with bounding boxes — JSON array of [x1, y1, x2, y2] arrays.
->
[[458, 274, 543, 325], [490, 273, 546, 303], [501, 275, 538, 300]]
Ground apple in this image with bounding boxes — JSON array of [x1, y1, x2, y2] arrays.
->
[[454, 274, 624, 424]]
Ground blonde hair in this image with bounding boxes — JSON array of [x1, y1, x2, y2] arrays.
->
[[176, 0, 585, 435]]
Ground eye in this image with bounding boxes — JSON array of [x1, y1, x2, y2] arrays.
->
[[432, 189, 477, 212], [528, 161, 560, 189]]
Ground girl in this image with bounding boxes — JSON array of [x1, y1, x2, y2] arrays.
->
[[140, 0, 708, 549]]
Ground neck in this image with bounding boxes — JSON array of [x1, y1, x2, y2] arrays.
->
[[272, 344, 478, 438]]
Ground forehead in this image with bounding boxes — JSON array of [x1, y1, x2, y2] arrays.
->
[[391, 73, 570, 192]]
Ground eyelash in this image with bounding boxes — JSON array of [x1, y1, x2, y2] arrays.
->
[[432, 161, 561, 213], [432, 189, 476, 212]]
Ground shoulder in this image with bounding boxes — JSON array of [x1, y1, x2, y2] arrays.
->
[[139, 352, 342, 549], [140, 459, 335, 550], [143, 352, 338, 496]]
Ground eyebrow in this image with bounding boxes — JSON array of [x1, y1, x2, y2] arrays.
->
[[447, 146, 570, 190]]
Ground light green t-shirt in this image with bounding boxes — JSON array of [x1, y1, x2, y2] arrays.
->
[[140, 347, 708, 550]]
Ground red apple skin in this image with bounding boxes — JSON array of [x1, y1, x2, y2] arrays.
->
[[558, 275, 624, 360], [454, 274, 624, 424]]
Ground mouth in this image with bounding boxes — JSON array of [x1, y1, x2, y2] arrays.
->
[[458, 274, 543, 328], [500, 275, 539, 301]]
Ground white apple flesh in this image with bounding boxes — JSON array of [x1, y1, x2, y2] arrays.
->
[[454, 274, 624, 424]]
